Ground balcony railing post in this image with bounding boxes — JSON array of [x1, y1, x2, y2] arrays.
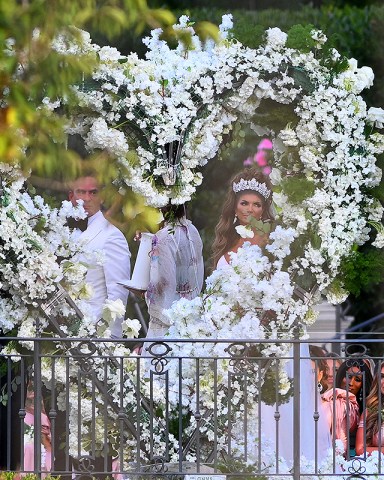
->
[[293, 332, 301, 480], [33, 330, 42, 475], [335, 305, 342, 355]]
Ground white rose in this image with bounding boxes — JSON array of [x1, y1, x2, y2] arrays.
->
[[122, 318, 142, 338], [344, 58, 374, 93], [102, 298, 126, 323], [367, 107, 384, 129], [235, 225, 254, 239], [356, 66, 374, 90]]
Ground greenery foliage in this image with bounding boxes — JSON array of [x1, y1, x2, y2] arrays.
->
[[0, 0, 176, 179], [341, 248, 384, 297], [280, 177, 316, 205], [286, 24, 318, 51]]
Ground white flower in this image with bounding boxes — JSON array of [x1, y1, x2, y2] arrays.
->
[[98, 45, 123, 62], [311, 29, 327, 48], [102, 298, 126, 323], [266, 27, 287, 47], [219, 14, 233, 39], [235, 225, 254, 238], [341, 58, 374, 93], [41, 97, 61, 111], [269, 167, 282, 185], [279, 127, 299, 146], [367, 107, 384, 129], [373, 231, 384, 249], [122, 318, 142, 338], [272, 191, 288, 210], [325, 281, 349, 305], [85, 118, 129, 156]]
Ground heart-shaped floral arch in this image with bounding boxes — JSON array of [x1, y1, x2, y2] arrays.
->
[[57, 15, 384, 305]]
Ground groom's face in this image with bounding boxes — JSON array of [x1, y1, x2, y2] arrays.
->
[[69, 176, 102, 217]]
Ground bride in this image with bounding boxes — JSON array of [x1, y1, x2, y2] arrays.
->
[[212, 168, 274, 269], [211, 167, 331, 469]]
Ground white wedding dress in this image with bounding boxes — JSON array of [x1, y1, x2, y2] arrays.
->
[[217, 255, 331, 469]]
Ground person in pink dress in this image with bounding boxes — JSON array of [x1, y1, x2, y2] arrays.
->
[[322, 358, 373, 456], [23, 382, 52, 475]]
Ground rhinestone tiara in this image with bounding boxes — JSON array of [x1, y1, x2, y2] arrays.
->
[[232, 178, 271, 198]]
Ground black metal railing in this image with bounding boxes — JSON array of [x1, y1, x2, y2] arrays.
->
[[0, 337, 383, 479]]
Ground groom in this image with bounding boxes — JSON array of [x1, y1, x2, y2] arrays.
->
[[68, 172, 131, 337], [49, 172, 131, 479]]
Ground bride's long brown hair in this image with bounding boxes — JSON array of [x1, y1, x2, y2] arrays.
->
[[211, 168, 274, 269]]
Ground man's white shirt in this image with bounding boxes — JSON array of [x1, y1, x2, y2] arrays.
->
[[77, 210, 131, 337]]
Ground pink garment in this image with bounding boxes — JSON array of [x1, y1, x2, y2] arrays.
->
[[322, 387, 360, 453], [358, 413, 384, 447], [255, 151, 268, 167], [23, 410, 52, 474]]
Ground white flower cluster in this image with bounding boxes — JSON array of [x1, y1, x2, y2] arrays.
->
[[160, 237, 308, 429], [4, 15, 384, 470], [0, 169, 95, 346], [57, 16, 304, 207]]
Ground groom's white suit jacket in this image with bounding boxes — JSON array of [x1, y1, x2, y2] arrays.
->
[[78, 210, 131, 337]]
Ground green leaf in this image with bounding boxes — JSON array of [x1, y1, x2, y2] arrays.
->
[[286, 24, 316, 52], [288, 65, 315, 93], [280, 176, 316, 204], [340, 248, 384, 296]]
